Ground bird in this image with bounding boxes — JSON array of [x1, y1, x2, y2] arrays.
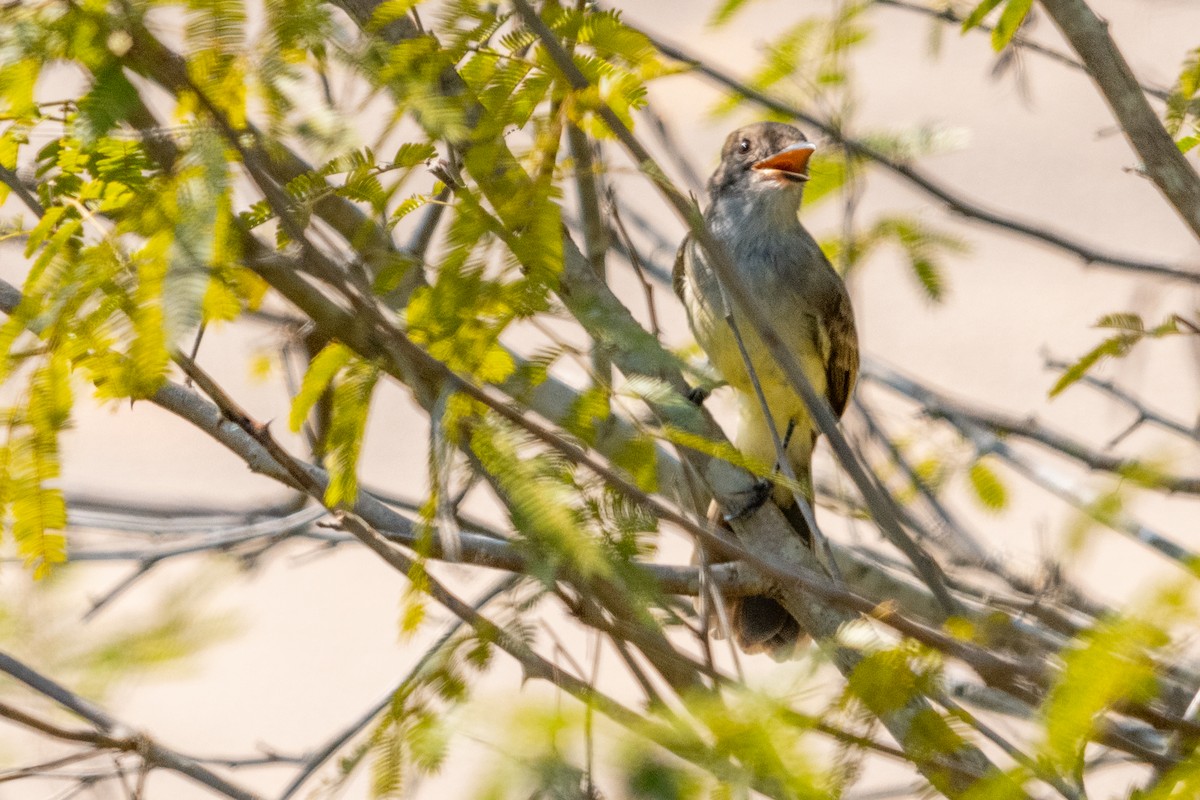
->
[[674, 121, 859, 659]]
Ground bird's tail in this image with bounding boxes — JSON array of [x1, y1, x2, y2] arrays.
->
[[697, 501, 810, 661], [728, 595, 806, 661]]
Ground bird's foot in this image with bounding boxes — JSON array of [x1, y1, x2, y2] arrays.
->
[[723, 478, 773, 523], [686, 385, 710, 406]]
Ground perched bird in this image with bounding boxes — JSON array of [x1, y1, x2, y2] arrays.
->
[[674, 122, 859, 659]]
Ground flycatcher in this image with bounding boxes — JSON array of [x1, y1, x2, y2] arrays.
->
[[674, 122, 859, 658]]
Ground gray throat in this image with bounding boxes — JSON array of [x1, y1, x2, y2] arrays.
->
[[699, 185, 812, 301], [706, 184, 804, 243]]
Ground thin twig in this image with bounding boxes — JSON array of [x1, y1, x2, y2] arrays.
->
[[276, 576, 517, 800], [606, 189, 662, 337], [0, 656, 263, 800], [864, 361, 1198, 569], [894, 375, 1200, 494], [872, 0, 1169, 101], [643, 31, 1200, 285], [1043, 357, 1200, 444], [1039, 0, 1200, 242]]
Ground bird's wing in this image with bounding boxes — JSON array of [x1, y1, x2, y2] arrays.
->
[[672, 234, 690, 301], [822, 283, 859, 419]]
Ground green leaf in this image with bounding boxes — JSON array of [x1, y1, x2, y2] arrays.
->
[[24, 206, 69, 257], [0, 58, 39, 118], [289, 342, 352, 431], [847, 646, 937, 715], [475, 344, 515, 384], [1165, 47, 1200, 136], [870, 216, 966, 302], [800, 151, 851, 207], [1095, 312, 1143, 332], [708, 0, 757, 27], [77, 65, 140, 142], [611, 434, 658, 494], [961, 0, 1005, 32], [392, 142, 436, 169], [909, 254, 946, 302], [338, 168, 386, 213], [968, 459, 1008, 513], [324, 360, 379, 507], [470, 417, 612, 581], [1039, 615, 1164, 773], [991, 0, 1033, 51], [389, 194, 431, 225], [1049, 332, 1138, 397], [8, 353, 74, 579]]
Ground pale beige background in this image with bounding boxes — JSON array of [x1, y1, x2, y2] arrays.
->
[[4, 0, 1200, 797]]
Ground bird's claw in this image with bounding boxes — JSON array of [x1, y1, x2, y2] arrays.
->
[[723, 479, 772, 522], [686, 385, 710, 406]]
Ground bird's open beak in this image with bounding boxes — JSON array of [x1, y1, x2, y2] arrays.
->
[[752, 141, 816, 182]]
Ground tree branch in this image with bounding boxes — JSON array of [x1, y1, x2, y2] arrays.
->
[[892, 371, 1200, 494], [1039, 0, 1200, 241], [643, 31, 1200, 285], [864, 361, 1198, 569], [873, 0, 1169, 101], [1044, 356, 1200, 445], [0, 653, 263, 800]]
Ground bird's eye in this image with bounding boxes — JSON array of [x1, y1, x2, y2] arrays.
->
[[738, 138, 751, 154]]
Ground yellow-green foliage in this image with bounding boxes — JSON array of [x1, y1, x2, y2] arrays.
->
[[967, 457, 1009, 514], [469, 415, 613, 581], [0, 564, 237, 700], [1050, 313, 1191, 398], [1038, 614, 1165, 775], [288, 343, 380, 507], [0, 11, 263, 577]]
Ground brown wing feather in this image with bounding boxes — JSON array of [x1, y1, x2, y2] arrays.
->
[[672, 234, 690, 301], [823, 286, 859, 419]]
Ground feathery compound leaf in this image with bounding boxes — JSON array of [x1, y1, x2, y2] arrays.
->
[[10, 441, 68, 580], [324, 360, 380, 507], [77, 65, 140, 143], [800, 151, 852, 207], [289, 342, 352, 432], [469, 417, 612, 581], [1049, 334, 1136, 397], [0, 58, 39, 118], [370, 727, 404, 797], [369, 0, 423, 32], [0, 130, 18, 208], [573, 8, 654, 64], [125, 234, 172, 399], [9, 353, 73, 579], [392, 142, 437, 168], [1047, 310, 1189, 398], [338, 167, 386, 213], [1095, 312, 1144, 332], [909, 254, 946, 302], [873, 216, 966, 302], [389, 194, 432, 227]]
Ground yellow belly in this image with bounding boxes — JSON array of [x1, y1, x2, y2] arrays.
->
[[692, 305, 826, 506]]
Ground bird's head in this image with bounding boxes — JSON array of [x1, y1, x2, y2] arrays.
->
[[707, 122, 815, 209]]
